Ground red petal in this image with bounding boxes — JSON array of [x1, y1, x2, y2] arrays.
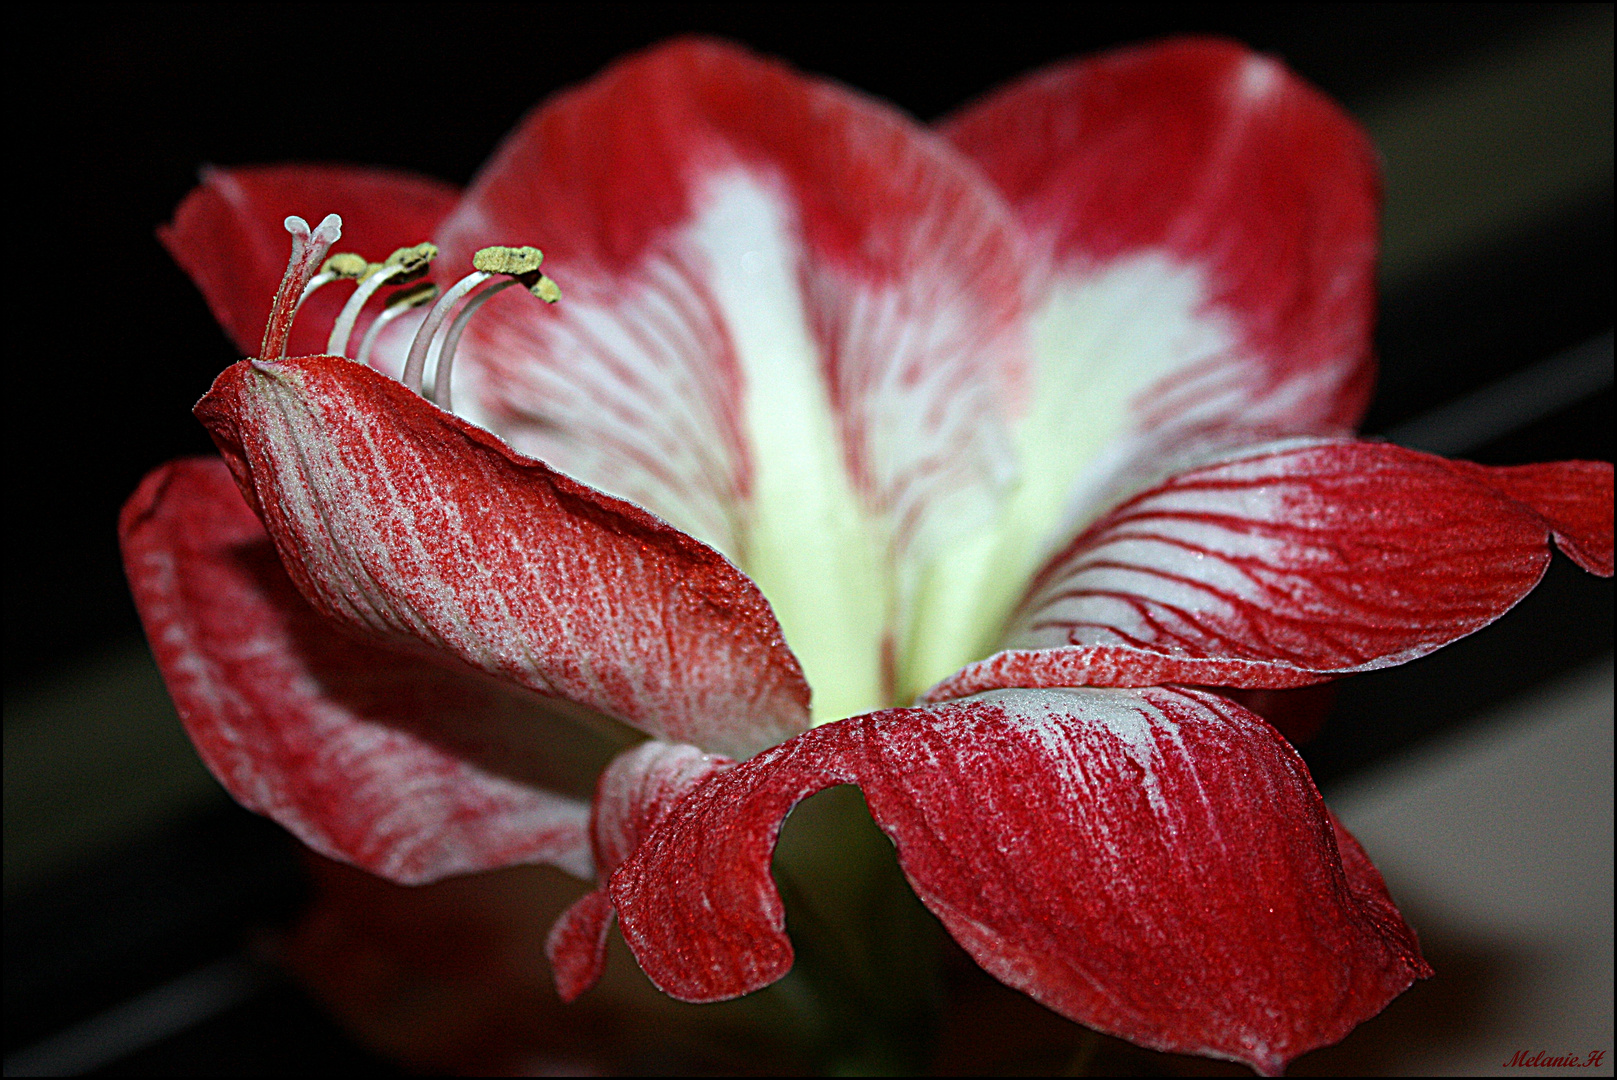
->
[[927, 442, 1615, 701], [944, 37, 1377, 435], [194, 354, 811, 759], [1441, 459, 1614, 576], [588, 740, 734, 875], [611, 686, 1428, 1074], [433, 37, 1030, 565], [545, 888, 615, 1004], [546, 740, 732, 1002], [159, 164, 459, 358], [118, 457, 593, 884]]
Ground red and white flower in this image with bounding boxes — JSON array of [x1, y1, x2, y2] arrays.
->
[[121, 38, 1612, 1074]]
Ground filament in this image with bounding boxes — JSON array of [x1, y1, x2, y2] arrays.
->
[[402, 271, 492, 395], [327, 263, 407, 357], [432, 278, 520, 410], [356, 281, 438, 367]]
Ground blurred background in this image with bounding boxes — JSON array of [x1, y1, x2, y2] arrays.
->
[[6, 3, 1611, 1075]]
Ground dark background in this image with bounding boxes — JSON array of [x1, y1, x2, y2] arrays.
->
[[6, 3, 1611, 1074]]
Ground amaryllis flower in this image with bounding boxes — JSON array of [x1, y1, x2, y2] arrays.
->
[[121, 37, 1612, 1074]]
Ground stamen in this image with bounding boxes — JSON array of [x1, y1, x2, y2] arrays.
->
[[326, 243, 438, 358], [403, 245, 559, 405], [431, 270, 560, 409], [261, 214, 342, 359], [355, 281, 439, 367]]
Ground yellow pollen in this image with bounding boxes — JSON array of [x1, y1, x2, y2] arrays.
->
[[472, 245, 544, 275], [528, 273, 561, 303], [320, 252, 370, 279], [371, 242, 438, 282]]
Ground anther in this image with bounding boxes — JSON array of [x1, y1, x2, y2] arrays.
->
[[262, 214, 343, 359], [383, 242, 439, 281], [472, 245, 561, 302], [356, 280, 439, 367], [297, 251, 370, 307], [530, 274, 562, 304], [326, 243, 439, 357], [472, 246, 545, 276]]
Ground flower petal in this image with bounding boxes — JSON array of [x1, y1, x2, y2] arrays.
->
[[546, 740, 732, 1002], [434, 37, 1032, 720], [926, 441, 1615, 702], [588, 740, 735, 875], [907, 39, 1381, 696], [944, 36, 1377, 436], [610, 686, 1428, 1074], [1439, 459, 1614, 576], [194, 354, 811, 758], [160, 164, 459, 358], [118, 456, 595, 884], [544, 887, 615, 1005]]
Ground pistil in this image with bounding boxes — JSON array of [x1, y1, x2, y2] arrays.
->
[[262, 215, 342, 359]]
